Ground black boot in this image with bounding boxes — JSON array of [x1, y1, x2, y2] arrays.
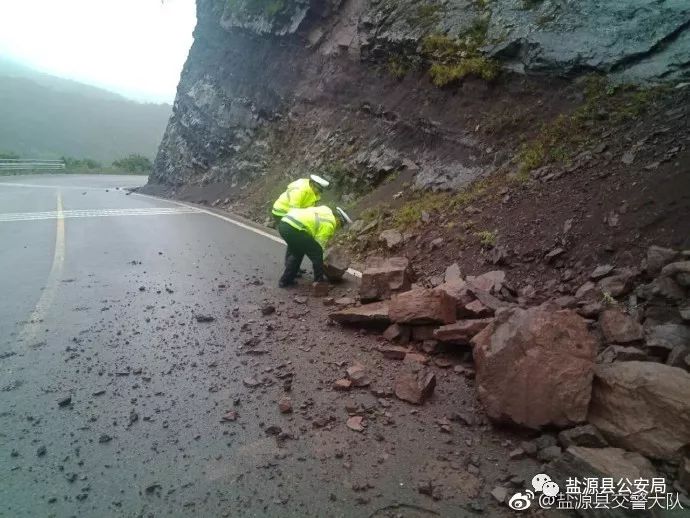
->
[[280, 249, 303, 287]]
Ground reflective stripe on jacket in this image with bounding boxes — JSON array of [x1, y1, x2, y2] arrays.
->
[[282, 206, 337, 250], [272, 178, 320, 217]]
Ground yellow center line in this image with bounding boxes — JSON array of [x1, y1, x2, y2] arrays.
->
[[18, 191, 65, 346]]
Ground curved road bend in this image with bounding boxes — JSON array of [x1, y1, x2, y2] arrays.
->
[[1, 174, 527, 518]]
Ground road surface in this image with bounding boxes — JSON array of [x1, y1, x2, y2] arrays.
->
[[0, 175, 529, 518]]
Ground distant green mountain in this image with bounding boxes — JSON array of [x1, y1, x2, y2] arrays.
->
[[0, 57, 171, 163]]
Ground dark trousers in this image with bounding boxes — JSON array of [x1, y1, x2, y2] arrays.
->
[[278, 222, 324, 283], [273, 215, 289, 266], [273, 214, 299, 269]]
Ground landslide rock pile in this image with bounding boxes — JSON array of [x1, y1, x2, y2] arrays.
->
[[330, 244, 690, 494]]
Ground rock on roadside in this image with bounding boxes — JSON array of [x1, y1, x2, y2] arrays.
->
[[599, 309, 644, 344], [472, 305, 598, 429], [389, 288, 456, 325], [588, 361, 690, 460], [394, 370, 436, 405], [359, 256, 411, 302], [324, 246, 351, 281], [434, 319, 494, 344], [551, 446, 657, 481], [329, 301, 390, 326]]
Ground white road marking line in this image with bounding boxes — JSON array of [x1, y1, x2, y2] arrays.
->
[[0, 207, 201, 222], [0, 181, 120, 190], [131, 191, 363, 279], [18, 191, 66, 347]]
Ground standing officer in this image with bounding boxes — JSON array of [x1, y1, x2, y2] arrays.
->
[[271, 174, 330, 226], [277, 206, 351, 288]]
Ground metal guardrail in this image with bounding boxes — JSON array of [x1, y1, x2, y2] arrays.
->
[[0, 159, 66, 171]]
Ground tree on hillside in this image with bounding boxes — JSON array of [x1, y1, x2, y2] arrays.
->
[[0, 151, 20, 159], [112, 154, 153, 174]]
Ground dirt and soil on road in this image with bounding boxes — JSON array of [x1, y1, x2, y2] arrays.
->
[[2, 236, 555, 518]]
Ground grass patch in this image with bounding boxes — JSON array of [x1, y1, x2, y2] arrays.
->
[[429, 57, 499, 85], [601, 291, 617, 307], [390, 177, 494, 230], [515, 75, 670, 178], [421, 21, 499, 86], [475, 230, 497, 248], [359, 205, 388, 224], [388, 57, 410, 79], [393, 192, 449, 228]]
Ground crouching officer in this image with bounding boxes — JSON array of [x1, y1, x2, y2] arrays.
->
[[277, 206, 352, 288], [271, 174, 330, 226]]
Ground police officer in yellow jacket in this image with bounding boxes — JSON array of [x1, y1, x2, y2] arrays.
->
[[278, 205, 352, 288], [271, 175, 330, 225]]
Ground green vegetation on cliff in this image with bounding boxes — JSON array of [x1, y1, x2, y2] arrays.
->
[[516, 76, 670, 178], [422, 20, 499, 86]]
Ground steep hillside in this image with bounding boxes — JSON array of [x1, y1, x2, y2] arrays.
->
[[146, 0, 689, 273], [149, 0, 689, 188], [0, 60, 172, 162]]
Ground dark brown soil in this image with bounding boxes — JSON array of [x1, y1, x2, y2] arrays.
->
[[342, 87, 690, 298], [142, 75, 689, 304]]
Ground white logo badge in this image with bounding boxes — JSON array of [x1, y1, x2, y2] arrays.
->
[[508, 474, 561, 511]]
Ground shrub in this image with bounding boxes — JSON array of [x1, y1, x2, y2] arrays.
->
[[62, 156, 102, 170], [112, 154, 153, 173]]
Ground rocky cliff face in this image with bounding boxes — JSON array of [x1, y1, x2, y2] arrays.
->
[[151, 0, 690, 196]]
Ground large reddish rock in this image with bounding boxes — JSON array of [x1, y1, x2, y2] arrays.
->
[[436, 279, 475, 313], [467, 287, 511, 312], [359, 256, 411, 301], [382, 323, 411, 344], [434, 319, 494, 344], [346, 362, 370, 387], [389, 288, 456, 325], [599, 309, 644, 344], [323, 246, 350, 281], [466, 270, 505, 294], [463, 299, 493, 318], [471, 305, 598, 429], [394, 370, 436, 405], [588, 361, 690, 460], [329, 301, 390, 326], [411, 325, 436, 341]]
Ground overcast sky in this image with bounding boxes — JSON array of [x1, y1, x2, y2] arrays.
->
[[0, 0, 196, 103]]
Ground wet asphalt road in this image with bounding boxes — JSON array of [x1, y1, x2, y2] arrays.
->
[[0, 174, 535, 518], [0, 174, 289, 516]]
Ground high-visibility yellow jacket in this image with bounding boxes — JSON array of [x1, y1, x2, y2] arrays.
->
[[282, 206, 337, 250], [272, 178, 320, 217]]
